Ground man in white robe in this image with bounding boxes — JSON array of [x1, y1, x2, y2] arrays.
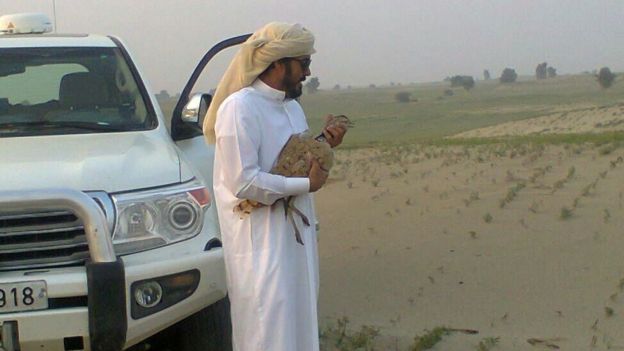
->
[[204, 23, 347, 351]]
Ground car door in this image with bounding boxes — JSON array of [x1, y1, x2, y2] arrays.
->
[[171, 34, 251, 189]]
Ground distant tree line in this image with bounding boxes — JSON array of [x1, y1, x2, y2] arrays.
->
[[294, 64, 617, 96]]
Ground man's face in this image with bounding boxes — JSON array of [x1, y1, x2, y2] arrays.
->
[[282, 55, 311, 99]]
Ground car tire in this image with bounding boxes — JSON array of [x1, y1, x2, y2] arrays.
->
[[176, 296, 233, 351], [131, 296, 232, 351]]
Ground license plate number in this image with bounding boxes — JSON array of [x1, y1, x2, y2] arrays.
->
[[0, 281, 48, 313]]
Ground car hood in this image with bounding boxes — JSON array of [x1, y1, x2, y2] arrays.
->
[[0, 131, 181, 193]]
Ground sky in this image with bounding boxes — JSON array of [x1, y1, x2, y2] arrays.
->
[[1, 0, 623, 93]]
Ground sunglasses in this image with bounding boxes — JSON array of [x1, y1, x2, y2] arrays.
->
[[290, 57, 312, 70]]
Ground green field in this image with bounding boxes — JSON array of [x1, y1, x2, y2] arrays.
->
[[159, 74, 624, 148]]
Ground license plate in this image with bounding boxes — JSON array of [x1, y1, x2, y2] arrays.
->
[[0, 281, 48, 313]]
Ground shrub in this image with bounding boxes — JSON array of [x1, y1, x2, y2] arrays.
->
[[597, 67, 616, 88], [450, 75, 475, 90], [395, 91, 412, 103], [483, 69, 491, 80]]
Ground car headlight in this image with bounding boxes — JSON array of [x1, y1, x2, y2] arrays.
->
[[111, 180, 211, 255]]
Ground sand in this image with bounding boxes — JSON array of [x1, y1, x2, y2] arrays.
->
[[316, 132, 624, 349]]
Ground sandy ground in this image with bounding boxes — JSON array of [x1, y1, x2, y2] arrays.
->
[[452, 103, 624, 138], [315, 138, 624, 349]]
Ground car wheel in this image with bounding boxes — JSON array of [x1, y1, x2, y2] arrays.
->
[[130, 296, 232, 351], [176, 296, 232, 351]]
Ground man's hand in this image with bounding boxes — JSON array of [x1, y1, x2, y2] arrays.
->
[[308, 157, 328, 192], [322, 114, 347, 148]]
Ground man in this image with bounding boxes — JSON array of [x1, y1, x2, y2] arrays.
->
[[203, 22, 346, 351]]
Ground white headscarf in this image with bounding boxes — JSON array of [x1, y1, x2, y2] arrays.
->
[[203, 22, 316, 144]]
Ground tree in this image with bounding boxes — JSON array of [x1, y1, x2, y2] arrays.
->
[[156, 89, 170, 101], [536, 62, 548, 80], [596, 67, 616, 89], [464, 76, 475, 90], [547, 67, 557, 78], [483, 70, 491, 81], [449, 76, 463, 87], [500, 68, 518, 83], [304, 77, 320, 94], [450, 75, 475, 90], [333, 84, 341, 91]]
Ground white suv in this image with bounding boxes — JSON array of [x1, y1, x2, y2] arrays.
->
[[0, 13, 247, 351]]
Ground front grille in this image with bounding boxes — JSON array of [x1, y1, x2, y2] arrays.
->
[[0, 210, 90, 270]]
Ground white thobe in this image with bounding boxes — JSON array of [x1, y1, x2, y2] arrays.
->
[[213, 79, 320, 351]]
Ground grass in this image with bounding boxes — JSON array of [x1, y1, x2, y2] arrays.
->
[[483, 212, 493, 223], [157, 73, 624, 149], [603, 209, 611, 223], [320, 320, 481, 350], [581, 180, 598, 197], [464, 191, 480, 207], [605, 307, 615, 317], [560, 206, 574, 220], [476, 337, 500, 351], [411, 327, 452, 351], [567, 166, 576, 179], [301, 75, 624, 148], [551, 166, 576, 194], [599, 143, 617, 155], [499, 182, 526, 208], [320, 317, 380, 351]]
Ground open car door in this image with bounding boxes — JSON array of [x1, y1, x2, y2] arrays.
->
[[170, 34, 250, 190]]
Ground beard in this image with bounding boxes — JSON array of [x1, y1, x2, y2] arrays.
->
[[283, 64, 304, 99], [285, 81, 303, 99]]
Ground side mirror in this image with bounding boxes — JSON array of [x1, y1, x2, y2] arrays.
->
[[181, 93, 212, 127]]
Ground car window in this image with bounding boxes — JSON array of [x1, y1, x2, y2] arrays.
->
[[0, 47, 156, 137]]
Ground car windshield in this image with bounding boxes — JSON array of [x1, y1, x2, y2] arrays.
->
[[0, 46, 156, 137]]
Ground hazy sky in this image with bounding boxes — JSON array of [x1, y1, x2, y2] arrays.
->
[[2, 0, 623, 93]]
